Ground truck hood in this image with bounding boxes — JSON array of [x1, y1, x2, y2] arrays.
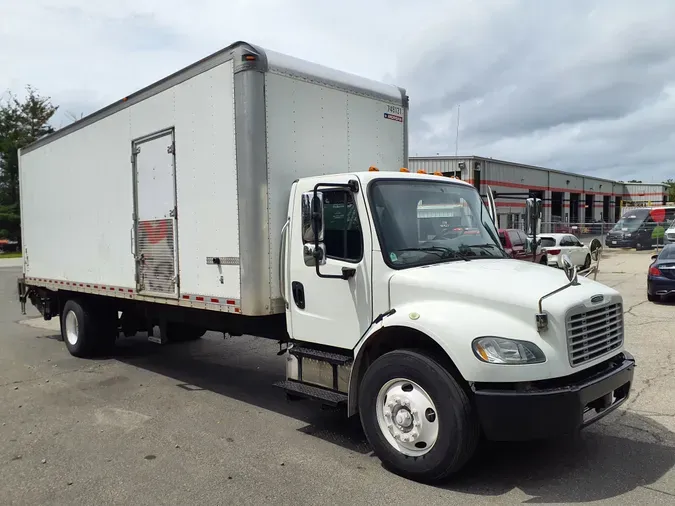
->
[[388, 258, 618, 316]]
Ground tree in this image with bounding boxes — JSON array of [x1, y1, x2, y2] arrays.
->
[[0, 86, 58, 243], [664, 179, 675, 203]]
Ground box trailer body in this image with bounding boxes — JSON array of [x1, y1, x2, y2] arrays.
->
[[18, 41, 635, 483], [19, 41, 407, 317]]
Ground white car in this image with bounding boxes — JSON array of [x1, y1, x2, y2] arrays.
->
[[665, 222, 675, 244], [539, 233, 592, 270]]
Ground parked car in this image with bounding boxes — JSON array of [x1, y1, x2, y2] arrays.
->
[[665, 220, 675, 245], [498, 229, 548, 265], [539, 233, 592, 269], [647, 244, 675, 302]]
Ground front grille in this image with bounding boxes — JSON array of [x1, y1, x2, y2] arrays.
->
[[666, 232, 675, 242], [566, 303, 623, 367]]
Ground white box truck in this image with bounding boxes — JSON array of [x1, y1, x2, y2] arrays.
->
[[17, 41, 635, 482]]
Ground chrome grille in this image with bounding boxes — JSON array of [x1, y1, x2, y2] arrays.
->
[[566, 303, 623, 367], [666, 231, 675, 242]]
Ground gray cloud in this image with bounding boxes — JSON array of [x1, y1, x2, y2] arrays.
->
[[2, 0, 673, 182], [399, 0, 675, 181]]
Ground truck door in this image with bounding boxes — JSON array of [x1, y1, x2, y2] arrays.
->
[[286, 178, 372, 349], [132, 129, 179, 297]]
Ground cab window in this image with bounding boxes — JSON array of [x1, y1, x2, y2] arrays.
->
[[321, 190, 363, 262]]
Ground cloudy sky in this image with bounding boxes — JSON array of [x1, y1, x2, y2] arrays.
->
[[2, 0, 674, 182]]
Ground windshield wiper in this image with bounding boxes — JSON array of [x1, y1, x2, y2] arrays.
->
[[398, 246, 470, 261], [462, 243, 506, 257]]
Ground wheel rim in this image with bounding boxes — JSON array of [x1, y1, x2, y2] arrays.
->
[[375, 378, 439, 457], [65, 310, 79, 346]]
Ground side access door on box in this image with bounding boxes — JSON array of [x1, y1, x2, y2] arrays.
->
[[132, 128, 180, 298]]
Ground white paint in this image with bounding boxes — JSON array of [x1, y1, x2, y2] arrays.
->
[[286, 174, 373, 349], [375, 258, 624, 383], [265, 72, 405, 300], [20, 59, 241, 299], [265, 49, 402, 101]]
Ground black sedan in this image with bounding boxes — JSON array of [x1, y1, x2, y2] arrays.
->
[[647, 244, 675, 302]]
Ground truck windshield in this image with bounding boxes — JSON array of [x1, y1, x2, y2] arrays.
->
[[369, 179, 508, 268], [611, 209, 648, 232]]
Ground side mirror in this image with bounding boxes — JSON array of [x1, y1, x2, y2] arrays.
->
[[301, 191, 325, 266], [524, 198, 542, 237], [651, 254, 658, 261], [561, 254, 578, 284]]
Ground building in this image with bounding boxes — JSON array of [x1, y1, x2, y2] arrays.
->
[[408, 156, 670, 229]]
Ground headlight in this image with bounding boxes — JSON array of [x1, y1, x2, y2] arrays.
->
[[472, 337, 546, 365]]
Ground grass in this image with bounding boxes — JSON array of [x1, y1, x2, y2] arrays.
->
[[0, 252, 22, 259]]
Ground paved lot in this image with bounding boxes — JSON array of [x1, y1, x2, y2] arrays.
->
[[1, 252, 674, 505]]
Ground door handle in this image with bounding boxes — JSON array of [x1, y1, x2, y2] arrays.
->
[[292, 281, 305, 309]]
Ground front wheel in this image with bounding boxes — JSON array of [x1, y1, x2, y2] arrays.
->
[[358, 350, 479, 483]]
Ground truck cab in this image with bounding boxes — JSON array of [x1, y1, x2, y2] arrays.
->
[[280, 169, 634, 482]]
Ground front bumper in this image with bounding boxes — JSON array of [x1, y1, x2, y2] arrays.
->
[[605, 236, 634, 248], [472, 352, 635, 441]]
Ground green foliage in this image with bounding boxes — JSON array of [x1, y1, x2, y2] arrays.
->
[[0, 86, 58, 243]]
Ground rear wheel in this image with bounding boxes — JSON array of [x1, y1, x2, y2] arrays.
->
[[583, 254, 591, 270], [61, 298, 117, 357], [165, 322, 206, 343], [358, 350, 478, 483]]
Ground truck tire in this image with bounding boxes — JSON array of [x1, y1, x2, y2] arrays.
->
[[358, 349, 479, 483], [61, 299, 117, 357], [165, 323, 206, 343]]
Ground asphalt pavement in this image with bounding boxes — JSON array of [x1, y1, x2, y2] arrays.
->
[[1, 253, 674, 505]]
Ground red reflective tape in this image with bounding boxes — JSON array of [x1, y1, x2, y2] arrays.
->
[[118, 288, 124, 292], [226, 299, 236, 305], [182, 295, 190, 299], [94, 286, 99, 289], [128, 289, 133, 293], [210, 298, 219, 303], [196, 296, 204, 302]]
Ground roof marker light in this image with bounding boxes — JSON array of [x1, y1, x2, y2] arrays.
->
[[400, 168, 410, 173], [433, 171, 443, 176], [369, 166, 379, 172], [417, 169, 427, 174]]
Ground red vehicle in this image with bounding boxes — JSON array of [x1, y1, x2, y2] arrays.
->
[[498, 228, 548, 265]]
